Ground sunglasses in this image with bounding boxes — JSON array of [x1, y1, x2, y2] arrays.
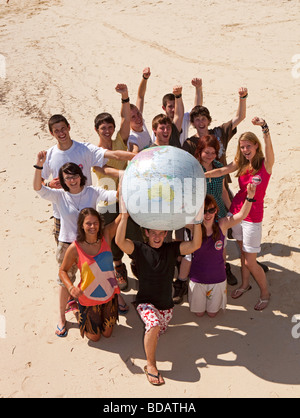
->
[[63, 174, 80, 182], [204, 207, 217, 214]]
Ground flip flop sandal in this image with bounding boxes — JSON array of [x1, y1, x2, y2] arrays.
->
[[118, 303, 129, 314], [254, 298, 270, 311], [144, 366, 165, 386], [55, 324, 68, 338], [231, 285, 252, 299]]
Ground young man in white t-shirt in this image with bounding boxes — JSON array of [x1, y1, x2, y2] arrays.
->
[[42, 113, 134, 240]]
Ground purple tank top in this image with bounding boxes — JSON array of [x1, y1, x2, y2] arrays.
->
[[190, 226, 226, 284]]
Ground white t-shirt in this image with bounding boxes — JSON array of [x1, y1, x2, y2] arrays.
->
[[37, 185, 117, 243], [41, 140, 108, 218], [127, 120, 152, 152], [151, 111, 191, 147]]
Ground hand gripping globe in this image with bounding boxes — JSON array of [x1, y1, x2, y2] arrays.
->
[[122, 146, 206, 230]]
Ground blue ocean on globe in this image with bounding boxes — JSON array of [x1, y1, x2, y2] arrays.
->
[[122, 146, 206, 230]]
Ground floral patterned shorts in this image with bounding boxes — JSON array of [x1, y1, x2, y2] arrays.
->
[[136, 303, 173, 337]]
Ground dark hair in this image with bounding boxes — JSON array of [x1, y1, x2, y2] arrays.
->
[[58, 162, 87, 192], [190, 106, 212, 124], [152, 114, 172, 131], [194, 134, 220, 162], [162, 93, 175, 108], [48, 114, 70, 133], [77, 208, 104, 242], [94, 112, 116, 130], [202, 194, 220, 242]]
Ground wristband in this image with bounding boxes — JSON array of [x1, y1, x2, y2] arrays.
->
[[68, 285, 75, 294], [246, 197, 256, 202], [261, 120, 269, 133], [194, 219, 203, 224], [240, 93, 248, 99], [142, 74, 149, 80], [34, 165, 43, 170], [174, 93, 182, 99], [121, 97, 130, 103]]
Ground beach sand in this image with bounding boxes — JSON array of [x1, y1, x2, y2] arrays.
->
[[0, 0, 300, 398]]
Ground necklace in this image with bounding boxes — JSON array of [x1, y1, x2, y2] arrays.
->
[[69, 189, 83, 211], [84, 238, 100, 245]]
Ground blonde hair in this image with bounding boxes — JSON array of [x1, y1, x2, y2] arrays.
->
[[234, 132, 264, 177]]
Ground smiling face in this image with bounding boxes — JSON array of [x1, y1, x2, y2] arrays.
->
[[192, 115, 210, 135], [239, 139, 258, 161], [145, 229, 168, 248], [82, 214, 100, 237], [201, 146, 217, 166], [162, 100, 175, 120], [153, 122, 172, 145], [96, 121, 115, 142], [203, 204, 217, 224], [62, 173, 82, 193], [130, 106, 143, 132], [50, 122, 72, 150]]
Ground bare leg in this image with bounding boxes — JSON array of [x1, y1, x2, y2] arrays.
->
[[144, 326, 164, 385], [56, 286, 69, 336], [244, 252, 270, 309], [231, 241, 252, 298]]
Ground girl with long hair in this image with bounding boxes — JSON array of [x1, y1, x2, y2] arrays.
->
[[205, 117, 275, 310], [59, 208, 120, 342], [188, 185, 256, 317]]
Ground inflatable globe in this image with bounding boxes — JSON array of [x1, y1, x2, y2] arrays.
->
[[122, 146, 206, 230]]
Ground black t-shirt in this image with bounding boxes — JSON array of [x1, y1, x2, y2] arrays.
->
[[182, 119, 237, 165], [130, 240, 181, 310], [169, 123, 182, 149]]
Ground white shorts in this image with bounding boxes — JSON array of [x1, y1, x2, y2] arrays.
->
[[188, 280, 227, 314], [231, 219, 262, 253]]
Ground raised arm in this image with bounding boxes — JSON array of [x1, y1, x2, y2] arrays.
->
[[232, 87, 248, 130], [115, 83, 131, 142], [115, 212, 135, 256], [220, 184, 256, 233], [103, 214, 122, 246], [115, 190, 135, 255], [191, 78, 203, 107], [33, 151, 47, 191], [136, 67, 151, 114], [252, 117, 275, 174], [173, 85, 184, 133], [179, 209, 203, 255]]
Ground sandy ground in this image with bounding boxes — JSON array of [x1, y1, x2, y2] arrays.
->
[[0, 0, 300, 398]]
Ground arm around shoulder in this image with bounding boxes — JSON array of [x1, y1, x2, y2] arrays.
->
[[205, 161, 238, 178]]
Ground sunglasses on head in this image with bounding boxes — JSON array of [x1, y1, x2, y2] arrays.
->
[[204, 207, 217, 214]]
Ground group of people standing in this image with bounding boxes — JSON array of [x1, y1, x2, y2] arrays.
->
[[33, 68, 274, 385]]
